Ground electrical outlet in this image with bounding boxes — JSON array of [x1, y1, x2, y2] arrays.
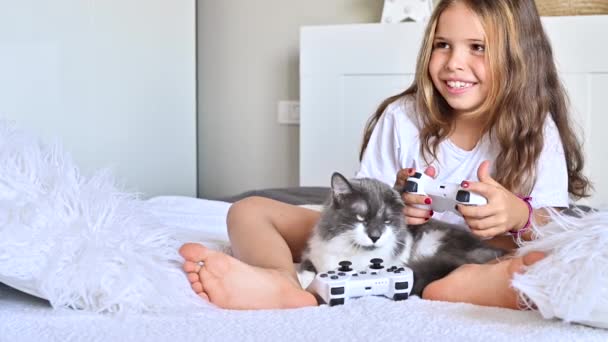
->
[[277, 100, 300, 125]]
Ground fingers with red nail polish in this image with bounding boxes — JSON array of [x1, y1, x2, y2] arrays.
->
[[399, 166, 439, 226], [402, 193, 433, 226]]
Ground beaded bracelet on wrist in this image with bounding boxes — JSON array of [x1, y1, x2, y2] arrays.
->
[[509, 195, 532, 238]]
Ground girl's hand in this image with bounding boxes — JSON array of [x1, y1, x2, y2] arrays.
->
[[394, 166, 436, 225], [457, 160, 530, 239]]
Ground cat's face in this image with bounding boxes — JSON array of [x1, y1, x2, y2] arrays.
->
[[323, 173, 407, 250]]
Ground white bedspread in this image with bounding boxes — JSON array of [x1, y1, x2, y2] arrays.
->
[[1, 196, 607, 341], [1, 282, 606, 342]]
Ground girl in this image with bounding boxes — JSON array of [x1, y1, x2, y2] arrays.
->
[[179, 0, 590, 310]]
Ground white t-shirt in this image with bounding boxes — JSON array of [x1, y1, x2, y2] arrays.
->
[[356, 96, 569, 225]]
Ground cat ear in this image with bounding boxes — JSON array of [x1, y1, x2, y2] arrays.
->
[[331, 172, 352, 197]]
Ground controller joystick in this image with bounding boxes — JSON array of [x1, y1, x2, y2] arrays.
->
[[338, 260, 353, 272], [369, 258, 384, 270]]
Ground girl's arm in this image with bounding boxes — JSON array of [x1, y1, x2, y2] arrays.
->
[[518, 117, 570, 240]]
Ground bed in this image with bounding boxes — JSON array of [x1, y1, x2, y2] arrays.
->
[[1, 284, 606, 341], [1, 194, 608, 342]]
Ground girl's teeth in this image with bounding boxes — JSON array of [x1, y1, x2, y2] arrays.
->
[[447, 81, 472, 88]]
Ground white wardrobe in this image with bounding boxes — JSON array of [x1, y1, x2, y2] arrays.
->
[[0, 0, 197, 197]]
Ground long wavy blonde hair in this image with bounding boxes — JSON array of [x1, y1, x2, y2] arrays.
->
[[360, 0, 590, 198]]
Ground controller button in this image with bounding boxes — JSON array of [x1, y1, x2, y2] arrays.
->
[[331, 287, 345, 295], [338, 272, 345, 276], [395, 281, 409, 290], [456, 190, 470, 203], [338, 260, 353, 272], [370, 258, 384, 269], [412, 172, 422, 179], [320, 273, 328, 278], [404, 180, 418, 193], [328, 271, 335, 274], [331, 275, 339, 280], [397, 267, 405, 272], [393, 293, 409, 301], [329, 298, 345, 306], [352, 274, 358, 277], [365, 286, 372, 290], [394, 270, 401, 274], [360, 271, 367, 274], [371, 272, 377, 275]]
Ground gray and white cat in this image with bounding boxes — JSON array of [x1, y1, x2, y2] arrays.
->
[[299, 172, 507, 296]]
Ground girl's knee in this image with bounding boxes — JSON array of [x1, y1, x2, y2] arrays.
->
[[227, 196, 271, 230], [229, 196, 266, 210]]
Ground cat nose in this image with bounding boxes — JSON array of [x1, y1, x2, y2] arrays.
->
[[368, 234, 380, 243]]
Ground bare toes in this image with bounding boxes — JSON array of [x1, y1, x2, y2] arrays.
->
[[192, 281, 203, 293], [507, 252, 546, 275], [187, 272, 199, 283], [179, 243, 214, 261], [523, 251, 546, 266], [505, 257, 523, 274], [183, 260, 201, 273]]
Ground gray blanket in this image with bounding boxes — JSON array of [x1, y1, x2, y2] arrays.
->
[[217, 187, 330, 205]]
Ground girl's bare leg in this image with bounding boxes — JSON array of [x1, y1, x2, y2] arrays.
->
[[422, 252, 546, 309], [179, 197, 320, 310], [181, 196, 545, 310]]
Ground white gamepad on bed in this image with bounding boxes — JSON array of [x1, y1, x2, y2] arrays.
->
[[307, 259, 413, 306], [403, 172, 488, 215]]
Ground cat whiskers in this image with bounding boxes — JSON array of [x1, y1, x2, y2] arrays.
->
[[348, 235, 363, 253], [343, 229, 364, 253], [394, 240, 408, 247]]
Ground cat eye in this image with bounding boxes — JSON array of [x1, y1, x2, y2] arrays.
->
[[356, 214, 365, 222]]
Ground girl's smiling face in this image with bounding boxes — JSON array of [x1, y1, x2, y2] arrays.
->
[[429, 2, 489, 117]]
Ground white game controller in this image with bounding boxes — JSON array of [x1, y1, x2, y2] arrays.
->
[[307, 259, 413, 306], [404, 171, 488, 215]]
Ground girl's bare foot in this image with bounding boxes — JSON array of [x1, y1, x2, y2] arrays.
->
[[179, 243, 318, 310], [422, 252, 546, 309]]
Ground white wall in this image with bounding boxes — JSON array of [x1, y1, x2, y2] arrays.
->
[[0, 0, 197, 197], [197, 0, 383, 198]]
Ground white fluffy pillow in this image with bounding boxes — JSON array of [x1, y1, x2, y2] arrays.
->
[[0, 121, 216, 313]]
